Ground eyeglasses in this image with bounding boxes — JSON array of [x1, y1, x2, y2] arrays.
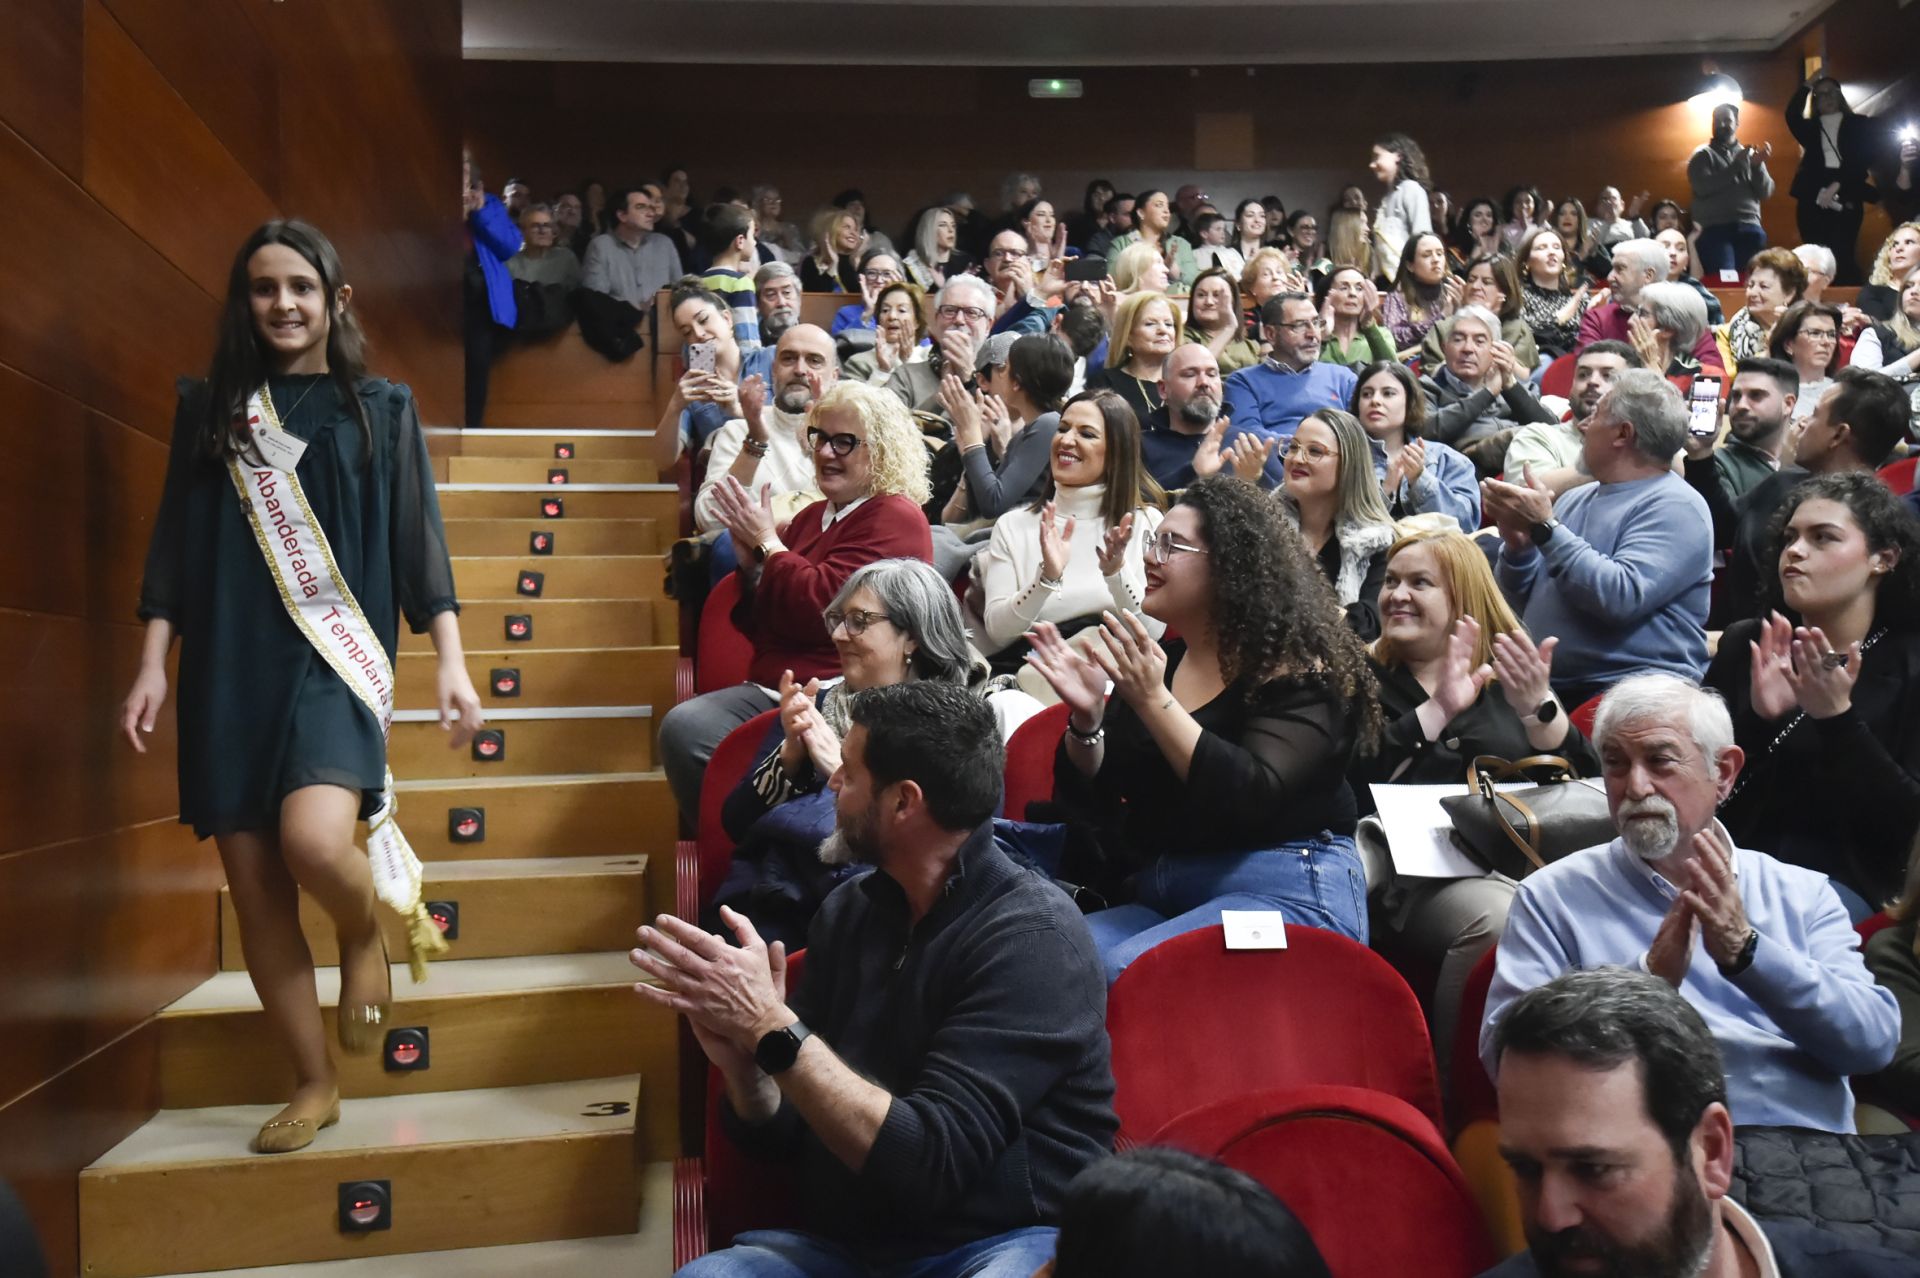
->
[[823, 607, 893, 637], [1272, 319, 1319, 335], [859, 269, 900, 283], [1280, 441, 1338, 463], [807, 429, 864, 457], [987, 248, 1026, 260], [1800, 329, 1839, 342], [936, 304, 992, 324], [1145, 532, 1209, 566]]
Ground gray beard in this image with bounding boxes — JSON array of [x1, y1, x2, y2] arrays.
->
[[1616, 797, 1681, 862], [776, 384, 814, 414], [1176, 396, 1221, 429], [762, 309, 798, 342], [817, 828, 855, 867]]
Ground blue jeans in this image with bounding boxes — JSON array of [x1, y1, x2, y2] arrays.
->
[[1694, 221, 1768, 280], [1086, 836, 1368, 982], [677, 1226, 1058, 1278]]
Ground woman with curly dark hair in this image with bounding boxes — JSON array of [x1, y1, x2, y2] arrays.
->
[[1027, 474, 1380, 979], [1369, 132, 1433, 286], [1705, 471, 1920, 916]]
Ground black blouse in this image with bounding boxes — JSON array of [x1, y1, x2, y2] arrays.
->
[[1350, 660, 1601, 814], [1083, 366, 1163, 429], [1312, 536, 1388, 642], [1054, 641, 1362, 867], [800, 255, 859, 294], [1705, 618, 1920, 907]]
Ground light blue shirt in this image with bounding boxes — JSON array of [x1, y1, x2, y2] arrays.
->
[[1496, 472, 1712, 689], [1481, 831, 1898, 1133]]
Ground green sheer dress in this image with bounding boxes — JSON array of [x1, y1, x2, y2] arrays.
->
[[138, 375, 459, 838]]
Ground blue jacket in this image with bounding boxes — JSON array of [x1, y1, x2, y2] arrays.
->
[[1367, 434, 1481, 529], [468, 194, 521, 328]]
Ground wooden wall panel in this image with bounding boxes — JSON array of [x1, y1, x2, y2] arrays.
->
[[96, 0, 280, 201], [0, 821, 218, 1108], [0, 122, 218, 442], [0, 0, 83, 178], [0, 1025, 160, 1278], [0, 368, 168, 623], [82, 0, 277, 298]]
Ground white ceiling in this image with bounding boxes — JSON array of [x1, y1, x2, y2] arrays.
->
[[463, 0, 1836, 67]]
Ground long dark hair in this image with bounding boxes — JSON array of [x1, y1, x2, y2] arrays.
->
[[200, 220, 370, 463], [1176, 475, 1382, 745], [1374, 132, 1432, 189], [1763, 471, 1920, 630]]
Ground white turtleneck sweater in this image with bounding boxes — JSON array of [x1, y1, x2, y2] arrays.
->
[[970, 482, 1165, 655], [695, 406, 819, 533]]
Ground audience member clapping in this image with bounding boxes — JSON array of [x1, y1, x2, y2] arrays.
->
[[1588, 185, 1651, 249], [941, 334, 1077, 524], [1705, 472, 1920, 917], [1107, 189, 1198, 290], [801, 208, 864, 293], [1688, 103, 1776, 280], [1514, 227, 1592, 360], [842, 281, 927, 385], [1320, 266, 1396, 371], [1038, 1148, 1332, 1278], [1503, 341, 1642, 497], [1480, 674, 1897, 1133], [1500, 186, 1545, 251], [1136, 344, 1274, 493], [1182, 267, 1262, 375], [1420, 253, 1538, 373], [1624, 281, 1714, 384], [694, 324, 838, 535], [1486, 369, 1711, 704], [1355, 528, 1597, 1064], [1419, 304, 1560, 474], [1031, 475, 1379, 979], [1579, 238, 1723, 375], [1352, 361, 1480, 527], [657, 381, 934, 818], [885, 275, 994, 417]]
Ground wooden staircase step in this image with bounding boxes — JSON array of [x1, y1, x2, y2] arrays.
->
[[80, 1077, 646, 1277], [155, 956, 676, 1140], [219, 856, 651, 970], [400, 599, 674, 652], [436, 484, 678, 525], [446, 427, 660, 461], [392, 772, 675, 861], [452, 555, 661, 601], [395, 646, 678, 710], [151, 1162, 673, 1276], [389, 707, 654, 778], [449, 456, 659, 485], [444, 517, 659, 558]]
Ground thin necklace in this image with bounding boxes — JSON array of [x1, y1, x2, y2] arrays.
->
[[275, 372, 324, 421]]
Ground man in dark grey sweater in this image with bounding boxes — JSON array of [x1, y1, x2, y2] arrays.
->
[[635, 682, 1116, 1277]]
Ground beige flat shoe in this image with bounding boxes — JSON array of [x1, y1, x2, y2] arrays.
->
[[253, 1093, 341, 1154]]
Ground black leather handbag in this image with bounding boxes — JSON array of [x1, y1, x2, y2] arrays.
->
[[1439, 754, 1615, 880]]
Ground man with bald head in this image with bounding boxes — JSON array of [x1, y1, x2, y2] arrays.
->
[[1576, 238, 1725, 374], [1141, 344, 1282, 491], [696, 323, 839, 533]]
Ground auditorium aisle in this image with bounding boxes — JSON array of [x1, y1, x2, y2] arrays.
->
[[75, 429, 685, 1276]]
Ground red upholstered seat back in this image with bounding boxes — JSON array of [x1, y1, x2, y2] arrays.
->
[[1001, 702, 1071, 820], [1155, 1084, 1498, 1278], [1538, 352, 1577, 399], [1569, 693, 1604, 738], [1106, 924, 1444, 1142], [1452, 947, 1501, 1131], [696, 573, 755, 695], [1879, 456, 1918, 496], [696, 710, 780, 912], [702, 951, 807, 1248]]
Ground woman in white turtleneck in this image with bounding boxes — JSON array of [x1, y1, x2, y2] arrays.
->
[[969, 388, 1168, 660]]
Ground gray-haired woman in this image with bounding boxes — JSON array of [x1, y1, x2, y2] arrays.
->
[[709, 559, 1037, 942]]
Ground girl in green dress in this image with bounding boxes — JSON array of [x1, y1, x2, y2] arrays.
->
[[121, 221, 483, 1153]]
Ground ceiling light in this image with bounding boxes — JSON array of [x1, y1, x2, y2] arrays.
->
[[1688, 72, 1743, 111]]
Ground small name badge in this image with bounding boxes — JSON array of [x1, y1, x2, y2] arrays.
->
[[253, 423, 308, 471], [1220, 910, 1289, 950]]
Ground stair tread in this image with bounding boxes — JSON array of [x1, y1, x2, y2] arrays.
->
[[219, 856, 649, 887], [166, 952, 641, 1015], [393, 769, 660, 791], [152, 1162, 670, 1276], [86, 1076, 641, 1170]]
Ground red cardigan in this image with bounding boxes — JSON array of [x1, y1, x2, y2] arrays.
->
[[735, 494, 933, 685]]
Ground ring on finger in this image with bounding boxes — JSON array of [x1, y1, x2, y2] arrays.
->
[[1821, 650, 1849, 669]]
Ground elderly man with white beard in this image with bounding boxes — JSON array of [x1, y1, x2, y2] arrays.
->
[[1478, 672, 1897, 1134]]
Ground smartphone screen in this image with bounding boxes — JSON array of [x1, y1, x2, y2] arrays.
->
[[686, 341, 717, 375], [1688, 377, 1721, 437]]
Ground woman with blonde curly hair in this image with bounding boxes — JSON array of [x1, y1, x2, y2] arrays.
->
[[656, 379, 934, 819], [1859, 222, 1920, 323], [800, 207, 863, 293], [1028, 473, 1381, 979]]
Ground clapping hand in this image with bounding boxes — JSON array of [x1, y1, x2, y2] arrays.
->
[[1492, 630, 1559, 723], [1680, 824, 1752, 970], [1037, 500, 1076, 582], [1646, 892, 1699, 988], [1785, 625, 1861, 719], [1192, 418, 1231, 479], [1428, 616, 1492, 721], [1360, 278, 1384, 323], [1024, 620, 1107, 731], [1747, 612, 1798, 720], [1085, 610, 1169, 711], [1440, 274, 1465, 315], [981, 392, 1014, 452], [1627, 310, 1669, 372], [939, 373, 986, 451], [1385, 439, 1427, 496], [1097, 512, 1135, 577], [775, 668, 823, 773], [711, 477, 778, 549], [737, 374, 768, 440]]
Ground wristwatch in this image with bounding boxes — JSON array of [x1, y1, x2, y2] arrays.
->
[[1716, 929, 1759, 978], [751, 538, 781, 565], [1521, 699, 1560, 728], [754, 1021, 813, 1075], [1528, 518, 1561, 547]]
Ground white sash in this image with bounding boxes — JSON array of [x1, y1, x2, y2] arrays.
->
[[228, 386, 447, 981]]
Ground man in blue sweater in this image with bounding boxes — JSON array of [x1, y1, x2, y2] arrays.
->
[[1221, 294, 1357, 444], [1485, 369, 1712, 707]]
